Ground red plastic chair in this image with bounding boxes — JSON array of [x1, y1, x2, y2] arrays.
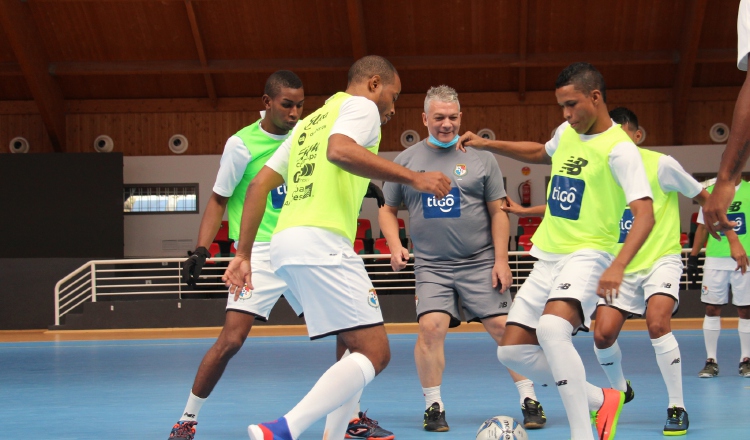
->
[[373, 238, 390, 260], [214, 220, 229, 242], [356, 219, 372, 240], [517, 234, 533, 252], [353, 239, 365, 255], [680, 233, 689, 247]]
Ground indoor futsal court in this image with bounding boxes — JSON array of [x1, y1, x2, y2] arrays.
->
[[1, 325, 748, 439], [5, 1, 750, 440]]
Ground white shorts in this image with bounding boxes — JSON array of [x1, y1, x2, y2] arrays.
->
[[597, 254, 682, 315], [508, 249, 612, 333], [701, 268, 750, 306], [274, 251, 384, 340], [226, 256, 303, 320]]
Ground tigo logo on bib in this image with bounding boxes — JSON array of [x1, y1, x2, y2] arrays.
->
[[548, 175, 584, 220], [422, 187, 460, 218], [618, 208, 633, 243]]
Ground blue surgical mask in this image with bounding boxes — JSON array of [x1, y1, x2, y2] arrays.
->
[[428, 133, 460, 149]]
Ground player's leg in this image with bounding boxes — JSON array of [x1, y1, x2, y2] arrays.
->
[[593, 305, 628, 393], [538, 250, 623, 440], [415, 311, 451, 431], [700, 268, 729, 377], [730, 270, 750, 376], [247, 252, 388, 440]]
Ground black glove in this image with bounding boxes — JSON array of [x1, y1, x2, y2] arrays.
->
[[364, 182, 385, 208], [687, 255, 700, 283], [182, 246, 211, 287]]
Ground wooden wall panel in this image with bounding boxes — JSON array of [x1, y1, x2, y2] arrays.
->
[[0, 114, 54, 153]]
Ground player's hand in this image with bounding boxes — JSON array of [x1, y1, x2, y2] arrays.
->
[[182, 246, 211, 287], [410, 171, 451, 199], [456, 131, 488, 153], [389, 245, 410, 272], [364, 182, 386, 208], [501, 196, 526, 217], [703, 180, 738, 239], [222, 256, 252, 300], [492, 261, 512, 293], [597, 264, 625, 304], [686, 255, 701, 281], [730, 241, 750, 274]]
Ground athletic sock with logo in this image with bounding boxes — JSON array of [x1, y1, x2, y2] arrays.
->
[[703, 315, 721, 360], [323, 349, 364, 439], [514, 379, 537, 406], [284, 352, 375, 439], [594, 341, 627, 391], [180, 392, 206, 421], [652, 332, 684, 408], [537, 315, 595, 440]]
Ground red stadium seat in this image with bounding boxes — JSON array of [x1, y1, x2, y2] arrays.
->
[[214, 220, 229, 242], [356, 218, 372, 240], [517, 234, 533, 252], [680, 232, 689, 247], [373, 238, 390, 260], [353, 239, 365, 255]]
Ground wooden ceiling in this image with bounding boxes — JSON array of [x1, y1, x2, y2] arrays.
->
[[0, 0, 745, 152]]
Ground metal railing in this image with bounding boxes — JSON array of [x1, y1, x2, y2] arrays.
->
[[54, 250, 702, 326]]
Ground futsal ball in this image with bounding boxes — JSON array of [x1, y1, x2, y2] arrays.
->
[[476, 416, 528, 440]]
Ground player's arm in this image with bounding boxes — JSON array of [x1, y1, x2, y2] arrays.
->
[[488, 198, 512, 293], [378, 204, 409, 272], [327, 134, 450, 198], [501, 195, 545, 217], [724, 229, 750, 274], [704, 69, 750, 237], [222, 166, 284, 293], [456, 131, 551, 164], [690, 223, 708, 257], [195, 193, 229, 248]]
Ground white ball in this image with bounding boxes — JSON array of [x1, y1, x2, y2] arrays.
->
[[476, 416, 528, 440]]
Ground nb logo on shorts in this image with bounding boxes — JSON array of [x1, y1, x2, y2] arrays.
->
[[729, 201, 743, 212], [556, 283, 571, 290], [671, 357, 681, 365], [661, 283, 672, 289], [618, 208, 633, 243], [559, 156, 589, 176], [270, 184, 287, 209], [556, 380, 568, 387], [601, 362, 614, 366], [422, 187, 461, 219], [548, 175, 584, 220]]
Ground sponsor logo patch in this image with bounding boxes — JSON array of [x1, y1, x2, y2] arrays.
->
[[270, 184, 287, 209], [422, 187, 461, 218], [548, 175, 585, 220], [618, 208, 633, 243]]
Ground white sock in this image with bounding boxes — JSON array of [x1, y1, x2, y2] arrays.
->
[[739, 319, 750, 361], [703, 315, 721, 360], [497, 344, 603, 411], [515, 379, 537, 405], [651, 333, 684, 409], [180, 392, 206, 421], [284, 352, 375, 439], [423, 385, 443, 411], [324, 388, 363, 439], [323, 349, 362, 438], [594, 341, 627, 391], [537, 315, 595, 440]]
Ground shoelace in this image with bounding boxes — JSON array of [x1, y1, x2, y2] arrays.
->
[[524, 402, 541, 416], [426, 406, 442, 421], [172, 421, 197, 437], [359, 411, 380, 428], [667, 408, 684, 424]]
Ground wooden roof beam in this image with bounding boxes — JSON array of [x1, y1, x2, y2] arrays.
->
[[184, 0, 217, 106], [0, 0, 66, 152], [518, 0, 529, 101], [673, 0, 708, 145], [345, 0, 367, 59]]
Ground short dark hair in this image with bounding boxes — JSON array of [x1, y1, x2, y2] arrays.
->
[[264, 70, 303, 98], [555, 62, 607, 102], [609, 107, 639, 131], [347, 55, 398, 86]]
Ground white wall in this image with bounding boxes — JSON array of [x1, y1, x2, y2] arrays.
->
[[124, 144, 746, 257]]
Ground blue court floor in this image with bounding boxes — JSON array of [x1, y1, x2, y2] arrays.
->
[[1, 329, 749, 439]]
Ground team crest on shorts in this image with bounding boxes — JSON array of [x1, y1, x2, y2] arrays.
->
[[701, 285, 709, 296], [454, 164, 467, 176], [367, 289, 380, 308], [238, 285, 253, 301]]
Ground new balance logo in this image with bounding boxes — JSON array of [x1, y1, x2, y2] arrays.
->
[[671, 357, 681, 365], [183, 412, 195, 418], [601, 362, 614, 366], [661, 283, 672, 289], [556, 283, 571, 290], [556, 380, 568, 386], [559, 156, 589, 176], [729, 201, 743, 212]]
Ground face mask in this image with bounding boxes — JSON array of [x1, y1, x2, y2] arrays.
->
[[428, 133, 459, 149]]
